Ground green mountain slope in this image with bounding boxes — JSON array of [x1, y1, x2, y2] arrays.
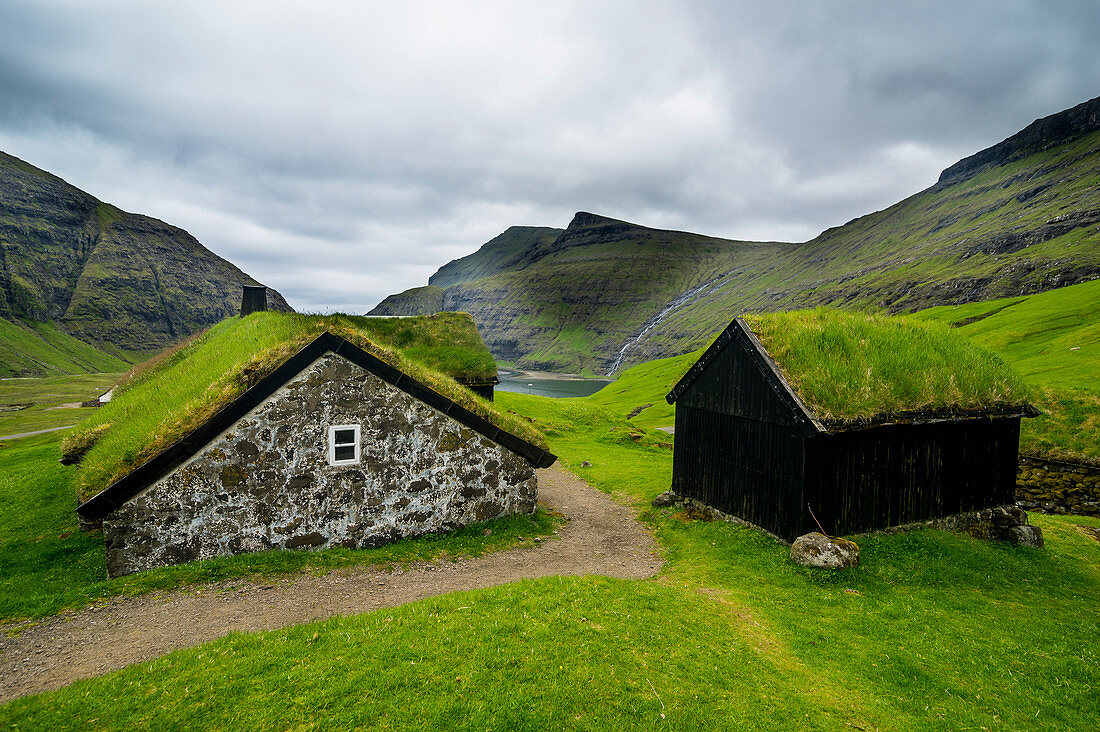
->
[[0, 150, 293, 372], [372, 95, 1100, 375], [375, 212, 789, 374], [0, 318, 132, 377]]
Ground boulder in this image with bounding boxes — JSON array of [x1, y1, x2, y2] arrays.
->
[[651, 491, 677, 508], [1007, 525, 1044, 548], [790, 532, 860, 569]]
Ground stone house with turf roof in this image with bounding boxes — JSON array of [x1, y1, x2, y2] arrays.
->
[[666, 312, 1038, 542], [75, 324, 555, 577]]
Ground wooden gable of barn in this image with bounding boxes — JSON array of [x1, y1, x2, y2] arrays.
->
[[667, 318, 824, 435]]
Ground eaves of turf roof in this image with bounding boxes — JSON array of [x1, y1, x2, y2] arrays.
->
[[76, 332, 556, 521], [666, 318, 1038, 432]]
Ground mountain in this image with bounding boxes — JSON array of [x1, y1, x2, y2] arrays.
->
[[0, 151, 291, 374], [372, 214, 788, 373], [372, 95, 1100, 375]]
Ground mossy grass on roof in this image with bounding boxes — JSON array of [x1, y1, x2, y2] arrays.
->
[[742, 308, 1031, 425], [64, 311, 538, 502]]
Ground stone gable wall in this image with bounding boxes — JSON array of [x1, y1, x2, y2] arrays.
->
[[1016, 456, 1100, 517], [103, 353, 537, 576]]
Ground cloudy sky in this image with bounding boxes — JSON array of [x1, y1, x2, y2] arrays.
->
[[1, 1, 1097, 312]]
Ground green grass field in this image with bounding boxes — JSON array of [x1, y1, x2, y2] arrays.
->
[[2, 286, 1098, 728], [0, 373, 120, 437], [2, 392, 1097, 730]]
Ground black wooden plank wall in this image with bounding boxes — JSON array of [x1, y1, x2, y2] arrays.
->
[[672, 405, 805, 539], [803, 419, 1021, 537]]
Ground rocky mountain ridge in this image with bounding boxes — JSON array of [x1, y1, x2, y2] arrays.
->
[[0, 151, 291, 360]]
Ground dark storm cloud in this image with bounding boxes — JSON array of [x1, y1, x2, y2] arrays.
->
[[0, 1, 1097, 311]]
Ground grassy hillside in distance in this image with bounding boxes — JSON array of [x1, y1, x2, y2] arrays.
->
[[368, 285, 445, 316], [429, 226, 564, 288], [373, 97, 1100, 375], [637, 125, 1100, 367], [439, 213, 789, 374], [911, 278, 1099, 392], [0, 372, 122, 436], [912, 279, 1100, 463], [370, 227, 564, 315], [0, 318, 133, 377]]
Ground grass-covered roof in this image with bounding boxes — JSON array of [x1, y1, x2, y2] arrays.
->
[[65, 311, 539, 502], [741, 309, 1031, 425]]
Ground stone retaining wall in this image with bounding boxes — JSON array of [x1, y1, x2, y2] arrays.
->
[[1016, 456, 1100, 517]]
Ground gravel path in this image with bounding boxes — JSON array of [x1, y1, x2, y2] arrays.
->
[[0, 466, 662, 703]]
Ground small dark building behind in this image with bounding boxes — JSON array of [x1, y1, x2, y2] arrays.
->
[[666, 315, 1036, 541]]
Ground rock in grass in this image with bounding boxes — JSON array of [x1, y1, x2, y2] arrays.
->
[[1007, 524, 1044, 548], [651, 491, 677, 508], [790, 532, 860, 569]]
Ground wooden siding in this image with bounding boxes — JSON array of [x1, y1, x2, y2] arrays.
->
[[676, 333, 801, 428], [672, 405, 805, 539], [803, 418, 1021, 537]]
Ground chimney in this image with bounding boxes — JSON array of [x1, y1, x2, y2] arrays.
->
[[240, 285, 268, 316]]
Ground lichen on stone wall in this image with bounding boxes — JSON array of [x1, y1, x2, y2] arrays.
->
[[1016, 456, 1100, 517], [103, 353, 537, 576]]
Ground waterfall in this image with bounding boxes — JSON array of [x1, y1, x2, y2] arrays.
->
[[605, 272, 735, 376]]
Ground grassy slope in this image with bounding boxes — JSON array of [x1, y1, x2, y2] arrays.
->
[[911, 279, 1100, 462], [67, 311, 539, 502], [642, 129, 1100, 367], [3, 394, 1097, 730], [428, 226, 564, 288], [439, 217, 787, 374], [0, 317, 132, 377], [911, 278, 1099, 392]]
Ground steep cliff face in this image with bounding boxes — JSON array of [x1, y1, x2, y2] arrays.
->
[[938, 95, 1100, 186], [0, 151, 291, 355], [370, 95, 1100, 374]]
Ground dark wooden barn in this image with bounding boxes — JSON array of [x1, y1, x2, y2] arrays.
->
[[665, 317, 1036, 541]]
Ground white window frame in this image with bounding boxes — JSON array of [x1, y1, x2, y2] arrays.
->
[[328, 424, 361, 466]]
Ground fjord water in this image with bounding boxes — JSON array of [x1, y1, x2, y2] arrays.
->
[[496, 370, 611, 398]]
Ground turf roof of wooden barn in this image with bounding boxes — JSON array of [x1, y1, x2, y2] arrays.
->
[[66, 311, 548, 506], [667, 309, 1036, 428]]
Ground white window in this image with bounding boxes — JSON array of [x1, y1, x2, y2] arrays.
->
[[328, 424, 360, 465]]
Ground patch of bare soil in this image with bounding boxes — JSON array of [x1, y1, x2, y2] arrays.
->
[[0, 466, 662, 703], [1077, 524, 1100, 543]]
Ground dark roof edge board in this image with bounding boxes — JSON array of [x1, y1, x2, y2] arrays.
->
[[819, 404, 1040, 434], [77, 332, 555, 520], [665, 318, 825, 435]]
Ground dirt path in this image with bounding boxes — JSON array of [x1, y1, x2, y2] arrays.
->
[[0, 425, 74, 441], [0, 466, 662, 703]]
